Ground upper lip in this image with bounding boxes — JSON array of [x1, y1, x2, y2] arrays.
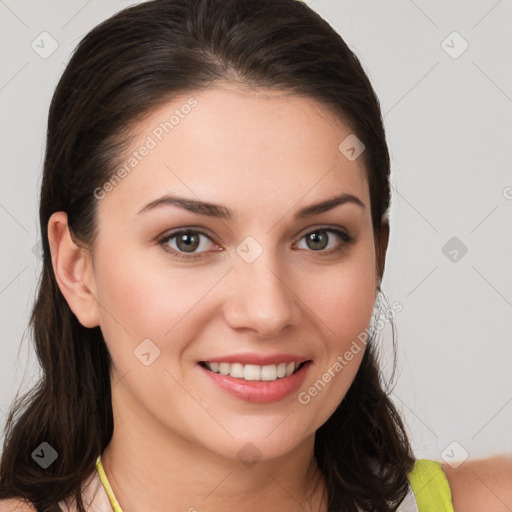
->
[[200, 353, 311, 366]]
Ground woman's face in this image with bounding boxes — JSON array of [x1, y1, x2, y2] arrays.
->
[[73, 83, 382, 461]]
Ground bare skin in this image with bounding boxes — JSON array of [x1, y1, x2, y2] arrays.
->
[[443, 456, 512, 511], [48, 82, 377, 511], [6, 81, 504, 512]]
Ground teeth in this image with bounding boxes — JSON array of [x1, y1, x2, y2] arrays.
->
[[244, 364, 261, 381], [230, 363, 244, 378], [204, 361, 301, 381], [260, 364, 276, 381]]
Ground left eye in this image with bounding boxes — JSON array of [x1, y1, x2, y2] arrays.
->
[[295, 228, 353, 252], [158, 227, 354, 259]]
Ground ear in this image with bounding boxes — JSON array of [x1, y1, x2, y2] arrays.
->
[[375, 216, 390, 290], [47, 211, 100, 328]]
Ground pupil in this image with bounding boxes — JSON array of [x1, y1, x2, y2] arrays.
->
[[178, 233, 199, 252], [308, 232, 327, 250]]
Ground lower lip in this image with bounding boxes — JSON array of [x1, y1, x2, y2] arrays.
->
[[198, 362, 312, 403]]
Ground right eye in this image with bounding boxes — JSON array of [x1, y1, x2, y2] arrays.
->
[[158, 229, 222, 259]]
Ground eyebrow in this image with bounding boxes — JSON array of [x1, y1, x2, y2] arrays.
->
[[137, 192, 365, 220]]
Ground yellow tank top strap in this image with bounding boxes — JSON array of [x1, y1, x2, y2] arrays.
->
[[408, 458, 455, 511], [96, 455, 124, 512], [95, 455, 454, 512]]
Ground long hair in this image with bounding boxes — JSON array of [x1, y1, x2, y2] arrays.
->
[[0, 1, 415, 510]]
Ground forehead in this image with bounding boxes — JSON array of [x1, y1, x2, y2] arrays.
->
[[97, 83, 370, 222]]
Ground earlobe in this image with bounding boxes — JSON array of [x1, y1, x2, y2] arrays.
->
[[47, 211, 100, 328]]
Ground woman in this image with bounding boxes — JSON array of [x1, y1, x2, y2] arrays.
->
[[0, 1, 510, 511]]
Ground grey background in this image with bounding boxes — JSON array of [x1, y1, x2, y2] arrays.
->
[[1, 0, 511, 462]]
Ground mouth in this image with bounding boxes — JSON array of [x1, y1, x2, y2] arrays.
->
[[197, 358, 313, 403], [199, 360, 310, 382]]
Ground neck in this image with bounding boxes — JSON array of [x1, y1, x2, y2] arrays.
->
[[101, 383, 327, 512]]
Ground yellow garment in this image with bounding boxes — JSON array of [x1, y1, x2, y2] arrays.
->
[[407, 458, 455, 511], [96, 456, 123, 512], [96, 456, 454, 511]]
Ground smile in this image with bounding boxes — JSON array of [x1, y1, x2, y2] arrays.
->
[[198, 359, 313, 403], [200, 361, 307, 381]]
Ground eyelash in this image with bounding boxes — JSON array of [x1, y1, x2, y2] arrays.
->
[[157, 226, 356, 260]]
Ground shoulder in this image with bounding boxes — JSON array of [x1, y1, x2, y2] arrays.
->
[[0, 498, 37, 512], [442, 454, 512, 511]]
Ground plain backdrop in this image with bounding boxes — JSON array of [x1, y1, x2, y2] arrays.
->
[[1, 0, 511, 463]]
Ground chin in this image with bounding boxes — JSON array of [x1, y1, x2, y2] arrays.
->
[[192, 417, 316, 465]]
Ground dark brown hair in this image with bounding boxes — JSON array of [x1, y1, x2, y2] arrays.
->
[[0, 1, 415, 510]]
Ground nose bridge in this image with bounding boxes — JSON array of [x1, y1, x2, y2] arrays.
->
[[225, 235, 301, 337]]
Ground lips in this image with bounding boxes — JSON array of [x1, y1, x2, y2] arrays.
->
[[197, 353, 313, 403]]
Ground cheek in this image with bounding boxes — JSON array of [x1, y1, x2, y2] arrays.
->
[[301, 247, 377, 345], [296, 251, 376, 428], [93, 247, 226, 365], [93, 249, 190, 348]]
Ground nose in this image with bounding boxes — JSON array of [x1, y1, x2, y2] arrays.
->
[[223, 246, 302, 339]]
